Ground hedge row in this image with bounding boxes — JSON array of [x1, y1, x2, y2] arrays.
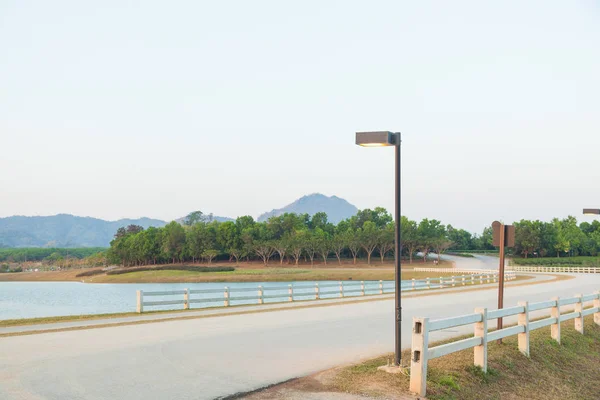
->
[[106, 265, 235, 275], [75, 269, 106, 278], [446, 252, 475, 258], [511, 256, 600, 267]]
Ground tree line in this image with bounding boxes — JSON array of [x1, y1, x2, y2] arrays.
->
[[107, 208, 494, 267], [513, 217, 600, 258]]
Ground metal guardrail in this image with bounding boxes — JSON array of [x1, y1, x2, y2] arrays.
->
[[511, 266, 600, 273], [135, 272, 517, 313], [409, 291, 600, 396]]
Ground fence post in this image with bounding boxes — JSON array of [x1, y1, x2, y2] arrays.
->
[[471, 275, 475, 285], [136, 290, 143, 313], [409, 317, 429, 397], [412, 278, 416, 291], [462, 276, 466, 286], [258, 286, 264, 305], [594, 291, 600, 326], [479, 275, 483, 284], [379, 280, 383, 294], [439, 276, 443, 289], [315, 283, 320, 300], [288, 285, 294, 302], [551, 296, 560, 344], [224, 287, 230, 307], [575, 294, 584, 334], [361, 281, 365, 296], [184, 288, 189, 310], [426, 277, 431, 289], [339, 281, 344, 298], [493, 274, 497, 283], [486, 274, 490, 283], [451, 276, 456, 287], [517, 301, 530, 357], [474, 307, 488, 373]]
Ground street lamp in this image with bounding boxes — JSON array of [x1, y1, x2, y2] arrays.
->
[[356, 131, 402, 368], [583, 209, 600, 215]]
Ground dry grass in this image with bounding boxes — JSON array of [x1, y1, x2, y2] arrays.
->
[[0, 259, 453, 284], [325, 316, 600, 400]]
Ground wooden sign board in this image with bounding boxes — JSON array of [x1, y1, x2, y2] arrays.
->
[[492, 221, 515, 248]]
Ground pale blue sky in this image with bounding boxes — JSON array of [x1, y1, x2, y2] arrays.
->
[[1, 0, 599, 232]]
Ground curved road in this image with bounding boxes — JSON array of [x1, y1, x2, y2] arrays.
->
[[1, 271, 595, 400], [442, 254, 505, 270]]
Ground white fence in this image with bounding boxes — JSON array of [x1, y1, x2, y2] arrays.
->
[[414, 268, 506, 275], [409, 291, 600, 396], [511, 266, 600, 274], [135, 272, 516, 313]]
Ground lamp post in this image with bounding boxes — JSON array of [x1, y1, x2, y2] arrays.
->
[[356, 131, 402, 367]]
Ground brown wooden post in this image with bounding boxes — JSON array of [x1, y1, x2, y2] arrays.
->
[[497, 222, 506, 342]]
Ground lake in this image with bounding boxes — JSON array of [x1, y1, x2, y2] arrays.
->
[[0, 280, 397, 320]]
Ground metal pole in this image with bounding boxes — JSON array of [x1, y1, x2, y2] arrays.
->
[[497, 223, 506, 343], [394, 133, 402, 366]]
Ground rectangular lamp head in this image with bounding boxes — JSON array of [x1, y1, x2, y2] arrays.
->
[[583, 208, 600, 215], [356, 131, 398, 147]]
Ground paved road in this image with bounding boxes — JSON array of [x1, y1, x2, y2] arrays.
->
[[1, 271, 595, 400], [444, 253, 504, 270]]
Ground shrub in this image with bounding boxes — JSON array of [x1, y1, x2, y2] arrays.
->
[[106, 266, 235, 275], [511, 256, 600, 267], [447, 252, 475, 258]]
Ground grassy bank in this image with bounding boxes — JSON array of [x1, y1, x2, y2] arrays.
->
[[0, 259, 452, 283], [317, 316, 600, 400]]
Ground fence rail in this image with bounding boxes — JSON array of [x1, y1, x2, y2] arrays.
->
[[135, 272, 517, 313], [409, 291, 600, 396], [510, 266, 600, 273], [414, 268, 509, 275]]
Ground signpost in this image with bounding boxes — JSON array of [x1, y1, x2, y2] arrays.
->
[[492, 221, 515, 342]]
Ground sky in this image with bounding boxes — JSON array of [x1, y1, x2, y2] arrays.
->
[[1, 0, 599, 233]]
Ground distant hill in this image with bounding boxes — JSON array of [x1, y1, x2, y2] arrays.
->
[[0, 195, 358, 248], [0, 215, 167, 248], [258, 194, 358, 224]]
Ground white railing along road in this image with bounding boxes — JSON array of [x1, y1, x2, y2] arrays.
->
[[410, 291, 600, 396], [135, 272, 516, 313]]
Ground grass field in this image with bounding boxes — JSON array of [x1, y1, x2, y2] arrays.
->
[[321, 316, 600, 400], [0, 259, 454, 283]]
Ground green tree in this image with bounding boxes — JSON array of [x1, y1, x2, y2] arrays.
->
[[184, 211, 204, 226], [314, 228, 331, 265], [514, 220, 541, 258], [162, 221, 186, 264], [359, 221, 379, 265], [377, 223, 395, 263]]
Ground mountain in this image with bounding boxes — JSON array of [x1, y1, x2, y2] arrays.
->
[[0, 195, 358, 248], [257, 194, 358, 224], [0, 214, 167, 248]]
